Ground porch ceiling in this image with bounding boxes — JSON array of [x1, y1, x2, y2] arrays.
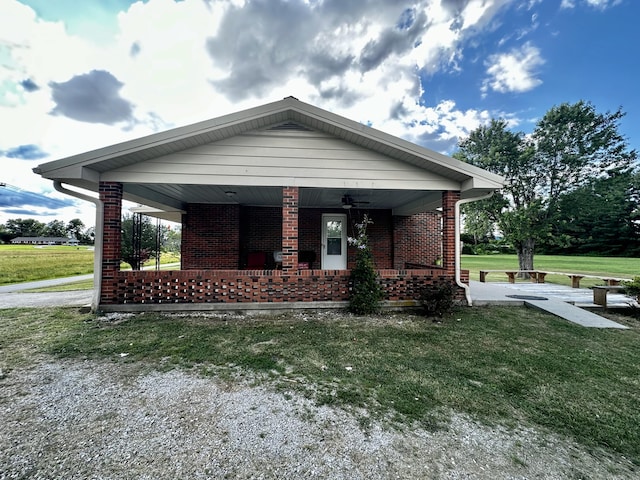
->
[[125, 184, 444, 222]]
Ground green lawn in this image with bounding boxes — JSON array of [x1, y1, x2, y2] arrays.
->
[[0, 245, 95, 285], [463, 254, 640, 288], [2, 306, 638, 467], [0, 245, 180, 286]]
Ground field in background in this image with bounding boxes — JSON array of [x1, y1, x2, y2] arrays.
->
[[0, 245, 179, 286], [463, 254, 639, 288], [1, 245, 637, 288], [0, 245, 94, 285]]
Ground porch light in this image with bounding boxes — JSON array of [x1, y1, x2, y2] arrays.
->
[[224, 191, 236, 198], [342, 203, 352, 209]]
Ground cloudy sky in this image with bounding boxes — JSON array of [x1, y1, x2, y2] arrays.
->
[[0, 0, 637, 229]]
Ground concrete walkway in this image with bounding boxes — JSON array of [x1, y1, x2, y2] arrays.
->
[[0, 274, 94, 293], [470, 280, 631, 329]]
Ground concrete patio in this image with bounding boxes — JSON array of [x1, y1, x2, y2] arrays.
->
[[470, 280, 634, 329]]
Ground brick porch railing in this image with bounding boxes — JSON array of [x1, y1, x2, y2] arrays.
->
[[107, 268, 468, 306]]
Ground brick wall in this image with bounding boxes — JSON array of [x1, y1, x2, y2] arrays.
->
[[181, 204, 240, 269], [99, 182, 122, 304], [392, 212, 442, 269], [351, 210, 393, 269], [240, 206, 282, 268], [282, 186, 299, 272], [181, 204, 444, 272], [298, 209, 323, 269], [442, 191, 460, 273]]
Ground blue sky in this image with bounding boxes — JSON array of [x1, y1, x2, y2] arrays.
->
[[0, 0, 638, 227]]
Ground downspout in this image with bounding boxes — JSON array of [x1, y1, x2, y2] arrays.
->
[[455, 191, 495, 306], [53, 181, 103, 311]]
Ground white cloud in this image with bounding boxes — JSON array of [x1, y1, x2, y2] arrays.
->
[[482, 42, 545, 95], [0, 0, 528, 226], [561, 0, 622, 9]]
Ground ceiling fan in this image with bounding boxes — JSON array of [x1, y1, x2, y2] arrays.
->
[[341, 194, 370, 210]]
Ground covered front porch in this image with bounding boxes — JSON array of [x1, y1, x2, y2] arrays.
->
[[99, 182, 467, 311]]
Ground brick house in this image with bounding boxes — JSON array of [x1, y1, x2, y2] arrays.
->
[[34, 97, 504, 312]]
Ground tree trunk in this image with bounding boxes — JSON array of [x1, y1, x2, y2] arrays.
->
[[517, 237, 535, 278]]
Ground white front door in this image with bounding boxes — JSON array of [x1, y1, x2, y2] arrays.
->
[[321, 214, 347, 270]]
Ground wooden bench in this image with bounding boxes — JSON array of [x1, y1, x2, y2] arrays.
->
[[539, 271, 626, 289], [479, 270, 540, 284], [592, 285, 627, 309], [479, 270, 628, 288]]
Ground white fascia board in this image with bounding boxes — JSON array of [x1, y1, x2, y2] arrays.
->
[[32, 163, 100, 183], [461, 176, 504, 192]]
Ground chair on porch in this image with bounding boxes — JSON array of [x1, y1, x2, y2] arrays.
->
[[299, 250, 316, 269], [247, 251, 267, 269], [273, 251, 283, 269]]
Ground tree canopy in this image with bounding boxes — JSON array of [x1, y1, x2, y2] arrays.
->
[[456, 101, 638, 268], [2, 218, 93, 243]]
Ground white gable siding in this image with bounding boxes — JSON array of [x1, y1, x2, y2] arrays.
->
[[102, 129, 459, 191]]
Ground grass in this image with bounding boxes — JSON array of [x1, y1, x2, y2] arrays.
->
[[24, 279, 96, 292], [463, 254, 640, 288], [0, 245, 95, 285], [2, 305, 639, 467], [0, 245, 181, 286]]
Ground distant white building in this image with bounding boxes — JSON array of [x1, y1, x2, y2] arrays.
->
[[10, 236, 79, 246]]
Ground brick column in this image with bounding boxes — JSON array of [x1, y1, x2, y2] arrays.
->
[[99, 182, 123, 304], [282, 186, 299, 273], [442, 191, 460, 274]]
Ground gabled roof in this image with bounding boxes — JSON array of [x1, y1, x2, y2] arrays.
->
[[34, 96, 504, 218]]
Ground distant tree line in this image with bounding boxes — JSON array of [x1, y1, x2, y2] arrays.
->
[[0, 218, 94, 244], [456, 100, 639, 266]]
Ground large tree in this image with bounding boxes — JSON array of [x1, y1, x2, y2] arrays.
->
[[457, 101, 637, 270], [45, 220, 67, 237], [66, 218, 85, 241], [542, 169, 640, 256], [455, 118, 540, 271]]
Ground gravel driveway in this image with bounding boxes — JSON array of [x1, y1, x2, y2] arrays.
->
[[1, 359, 635, 479]]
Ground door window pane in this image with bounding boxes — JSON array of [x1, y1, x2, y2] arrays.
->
[[326, 220, 342, 238], [326, 220, 342, 255], [327, 238, 342, 255]]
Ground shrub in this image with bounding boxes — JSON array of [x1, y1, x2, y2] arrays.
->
[[622, 276, 640, 299], [348, 215, 384, 315], [419, 280, 456, 319]]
